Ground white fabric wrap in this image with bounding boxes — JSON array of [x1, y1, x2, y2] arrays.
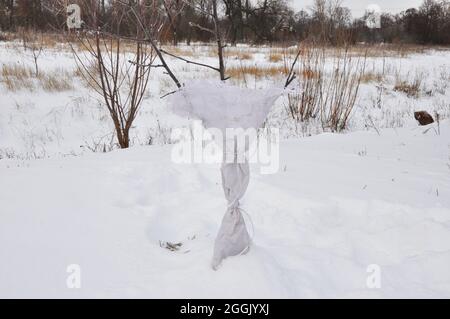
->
[[211, 161, 250, 269], [169, 80, 282, 269]]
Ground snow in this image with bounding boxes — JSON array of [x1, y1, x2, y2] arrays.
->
[[1, 41, 450, 298], [168, 79, 283, 132], [1, 42, 450, 158], [1, 121, 449, 298]]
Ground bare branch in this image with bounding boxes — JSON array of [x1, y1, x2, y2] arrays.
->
[[116, 0, 182, 89], [285, 46, 303, 89], [189, 22, 215, 35], [160, 48, 221, 73]]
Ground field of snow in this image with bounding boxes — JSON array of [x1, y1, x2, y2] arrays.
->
[[1, 40, 450, 298], [1, 42, 450, 159]]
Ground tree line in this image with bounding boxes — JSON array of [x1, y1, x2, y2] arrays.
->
[[0, 0, 449, 45]]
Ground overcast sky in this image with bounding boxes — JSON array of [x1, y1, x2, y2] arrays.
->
[[291, 0, 423, 17]]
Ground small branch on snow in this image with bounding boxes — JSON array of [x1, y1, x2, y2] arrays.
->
[[160, 89, 179, 99]]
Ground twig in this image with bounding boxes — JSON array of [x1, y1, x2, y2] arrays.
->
[[116, 0, 182, 89], [284, 46, 302, 89], [160, 48, 221, 73], [160, 89, 179, 99], [189, 22, 215, 35], [128, 59, 164, 68], [367, 115, 380, 136]]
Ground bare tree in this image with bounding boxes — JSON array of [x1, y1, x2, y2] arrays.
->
[[287, 44, 366, 132], [21, 29, 44, 76], [116, 0, 300, 90], [182, 0, 227, 80], [72, 2, 156, 149], [223, 0, 244, 45], [162, 0, 185, 45]]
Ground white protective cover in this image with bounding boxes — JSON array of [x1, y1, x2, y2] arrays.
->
[[169, 80, 283, 269]]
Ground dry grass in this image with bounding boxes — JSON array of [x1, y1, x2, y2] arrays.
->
[[0, 32, 17, 42], [109, 39, 141, 54], [18, 29, 64, 50], [1, 63, 33, 78], [73, 62, 101, 89], [271, 46, 301, 56], [38, 34, 60, 49], [0, 63, 74, 92], [205, 45, 220, 57], [393, 72, 423, 98], [239, 52, 253, 60], [297, 44, 434, 59], [274, 44, 438, 60], [39, 70, 73, 91], [73, 37, 145, 55], [1, 64, 35, 91], [227, 64, 288, 82], [161, 45, 196, 57], [226, 50, 253, 60], [3, 30, 447, 58], [268, 51, 283, 63], [300, 68, 320, 79], [361, 71, 384, 83], [394, 79, 421, 98]]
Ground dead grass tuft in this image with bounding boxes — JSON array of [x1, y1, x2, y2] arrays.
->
[[394, 75, 422, 98], [1, 64, 35, 91], [361, 71, 384, 83], [301, 68, 320, 79], [38, 70, 73, 91], [268, 52, 283, 63], [227, 64, 288, 82], [0, 63, 74, 92], [164, 46, 196, 57], [226, 50, 253, 60]]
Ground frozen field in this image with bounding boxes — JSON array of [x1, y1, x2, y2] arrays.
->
[[0, 41, 450, 298], [1, 42, 449, 158], [1, 122, 449, 298]]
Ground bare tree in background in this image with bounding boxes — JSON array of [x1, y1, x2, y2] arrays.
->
[[20, 29, 44, 76], [222, 0, 244, 45], [72, 2, 156, 149], [162, 0, 185, 46], [120, 0, 229, 84], [106, 0, 300, 93], [182, 0, 227, 80], [286, 43, 366, 132]]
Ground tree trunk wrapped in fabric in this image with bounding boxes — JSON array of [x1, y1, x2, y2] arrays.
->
[[170, 80, 282, 269]]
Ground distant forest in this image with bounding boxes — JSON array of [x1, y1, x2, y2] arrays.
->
[[1, 0, 450, 45]]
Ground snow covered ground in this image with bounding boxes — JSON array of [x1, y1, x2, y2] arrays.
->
[[1, 42, 449, 159], [1, 41, 450, 298], [1, 121, 449, 298]]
